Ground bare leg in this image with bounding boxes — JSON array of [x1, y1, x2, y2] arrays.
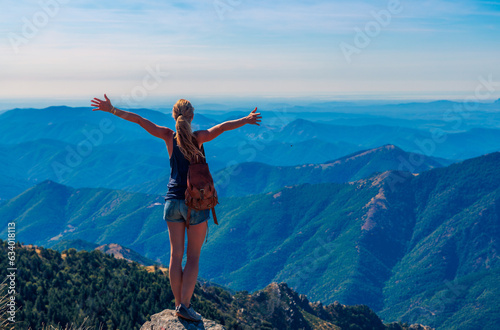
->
[[167, 221, 186, 307], [181, 221, 207, 306]]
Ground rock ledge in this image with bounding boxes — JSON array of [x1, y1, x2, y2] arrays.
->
[[140, 309, 225, 330]]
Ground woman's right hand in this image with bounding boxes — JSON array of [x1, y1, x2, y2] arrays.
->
[[91, 94, 113, 112], [246, 107, 262, 126]]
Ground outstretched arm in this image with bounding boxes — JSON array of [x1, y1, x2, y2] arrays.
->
[[91, 94, 172, 141], [196, 107, 261, 145]]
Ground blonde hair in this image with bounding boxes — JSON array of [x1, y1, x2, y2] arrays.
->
[[172, 99, 204, 162]]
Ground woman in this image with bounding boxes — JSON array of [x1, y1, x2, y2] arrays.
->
[[90, 95, 262, 321]]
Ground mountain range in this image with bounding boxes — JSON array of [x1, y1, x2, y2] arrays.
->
[[3, 105, 500, 202], [2, 102, 499, 329], [126, 144, 452, 197], [1, 151, 498, 329]]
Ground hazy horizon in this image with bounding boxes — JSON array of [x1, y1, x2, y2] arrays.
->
[[1, 93, 499, 113]]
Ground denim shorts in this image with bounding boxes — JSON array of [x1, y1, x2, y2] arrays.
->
[[163, 199, 210, 226]]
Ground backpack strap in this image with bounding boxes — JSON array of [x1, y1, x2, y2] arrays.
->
[[192, 153, 206, 164], [212, 208, 218, 225], [193, 144, 206, 163]]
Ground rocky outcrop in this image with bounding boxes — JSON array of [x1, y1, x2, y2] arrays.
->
[[96, 243, 158, 266], [140, 309, 225, 330], [408, 326, 433, 330]]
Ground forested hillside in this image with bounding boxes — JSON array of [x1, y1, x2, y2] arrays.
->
[[0, 241, 428, 330]]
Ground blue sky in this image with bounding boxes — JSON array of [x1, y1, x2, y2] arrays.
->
[[1, 0, 500, 107]]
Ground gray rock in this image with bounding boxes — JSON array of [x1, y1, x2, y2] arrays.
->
[[140, 309, 225, 330], [409, 325, 434, 330]]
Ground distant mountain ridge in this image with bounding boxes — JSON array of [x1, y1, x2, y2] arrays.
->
[[212, 144, 451, 197], [129, 144, 453, 197], [3, 105, 500, 201], [276, 118, 500, 159], [0, 106, 363, 200]]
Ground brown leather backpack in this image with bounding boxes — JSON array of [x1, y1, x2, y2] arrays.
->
[[185, 145, 219, 229]]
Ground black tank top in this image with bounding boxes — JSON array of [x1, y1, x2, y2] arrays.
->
[[165, 133, 191, 200]]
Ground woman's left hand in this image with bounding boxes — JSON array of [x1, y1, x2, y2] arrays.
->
[[246, 107, 262, 126], [91, 94, 113, 112]]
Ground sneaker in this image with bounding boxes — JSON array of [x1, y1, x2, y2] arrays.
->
[[176, 303, 202, 322], [186, 304, 202, 321]]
